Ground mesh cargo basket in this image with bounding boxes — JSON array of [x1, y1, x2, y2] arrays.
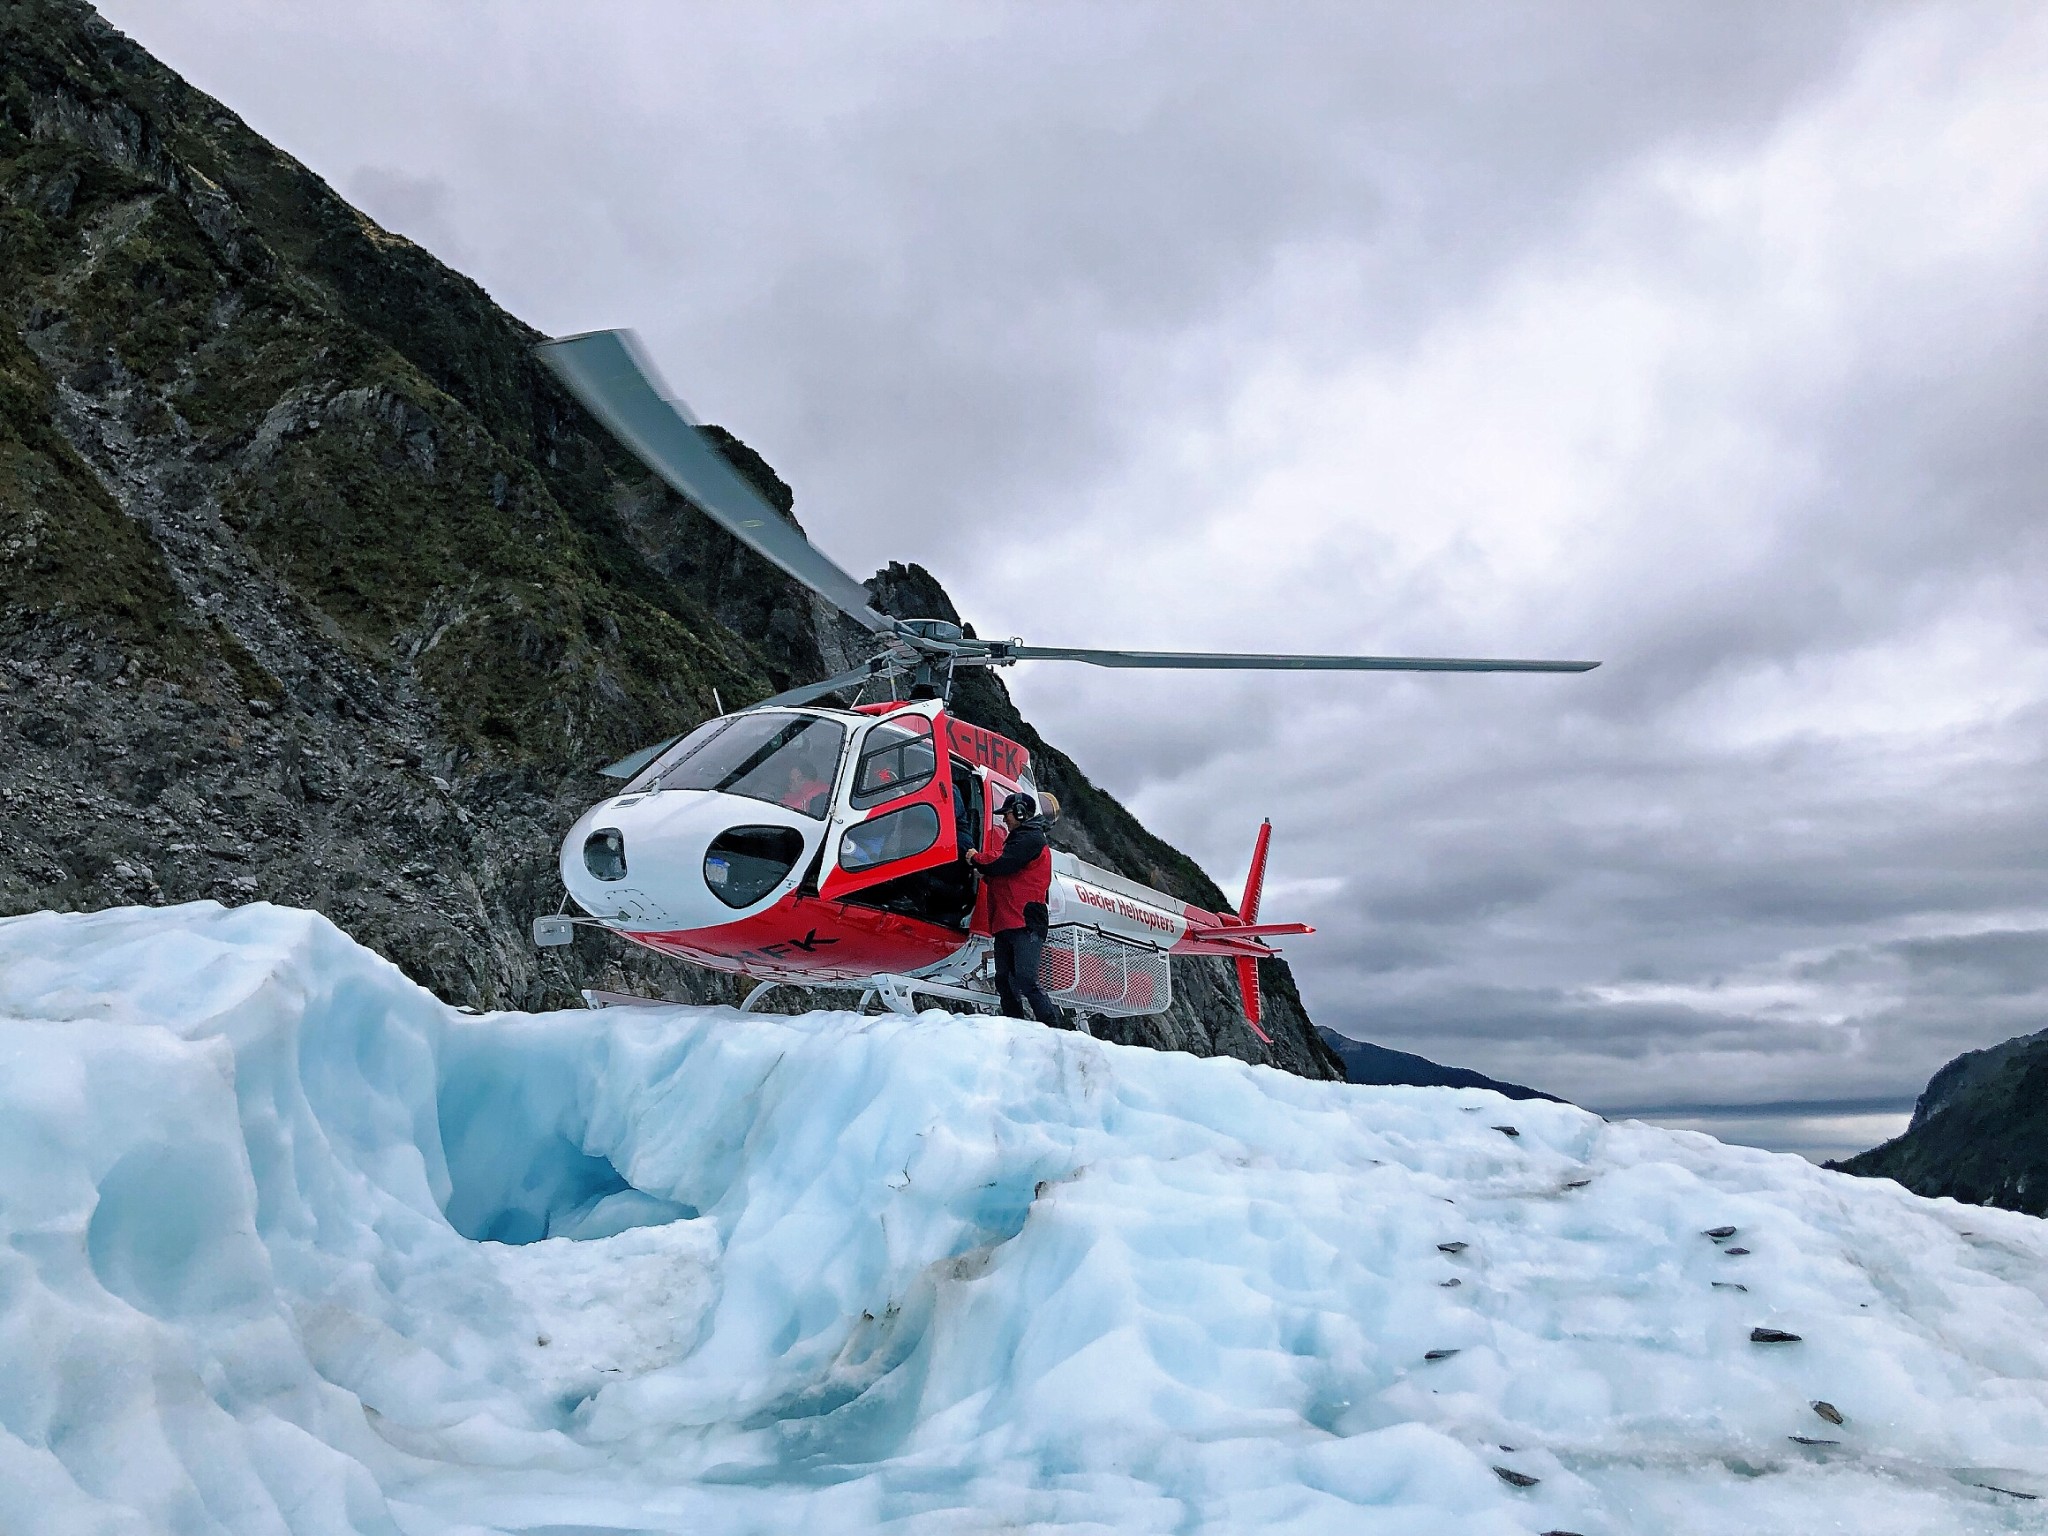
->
[[1037, 925, 1172, 1018]]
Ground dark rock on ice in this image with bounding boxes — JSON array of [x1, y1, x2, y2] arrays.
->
[[1437, 1241, 1469, 1254], [1811, 1400, 1843, 1425], [1423, 1349, 1460, 1361], [1750, 1327, 1802, 1344], [1494, 1466, 1540, 1488], [1704, 1226, 1737, 1239]]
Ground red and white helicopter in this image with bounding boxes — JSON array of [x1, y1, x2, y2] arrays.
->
[[531, 330, 1597, 1039]]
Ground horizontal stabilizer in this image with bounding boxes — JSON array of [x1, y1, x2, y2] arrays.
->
[[1176, 936, 1285, 959]]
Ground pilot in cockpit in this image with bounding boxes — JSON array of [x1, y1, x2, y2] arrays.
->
[[777, 739, 835, 819]]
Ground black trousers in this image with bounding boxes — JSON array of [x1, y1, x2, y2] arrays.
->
[[992, 927, 1071, 1029]]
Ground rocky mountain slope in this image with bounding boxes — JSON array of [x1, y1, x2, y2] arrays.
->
[[0, 0, 1342, 1079], [1829, 1027, 2048, 1218]]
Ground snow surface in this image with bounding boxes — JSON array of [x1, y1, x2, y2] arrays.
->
[[2, 903, 2046, 1535]]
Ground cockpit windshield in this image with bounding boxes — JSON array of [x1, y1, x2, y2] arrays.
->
[[632, 712, 846, 820], [623, 718, 731, 795]]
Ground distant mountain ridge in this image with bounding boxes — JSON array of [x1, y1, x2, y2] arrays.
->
[[0, 0, 1341, 1080], [1317, 1027, 1562, 1102], [1829, 1026, 2048, 1217]]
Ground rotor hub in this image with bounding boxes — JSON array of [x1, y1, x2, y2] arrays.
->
[[896, 618, 964, 647]]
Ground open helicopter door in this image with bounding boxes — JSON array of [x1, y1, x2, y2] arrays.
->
[[818, 709, 972, 924]]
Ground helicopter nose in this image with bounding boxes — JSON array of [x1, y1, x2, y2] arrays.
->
[[702, 825, 808, 909], [562, 793, 819, 930], [583, 827, 628, 881]]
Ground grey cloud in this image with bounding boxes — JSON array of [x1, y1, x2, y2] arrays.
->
[[1884, 931, 2048, 994], [97, 0, 1884, 572], [1791, 929, 2048, 998]]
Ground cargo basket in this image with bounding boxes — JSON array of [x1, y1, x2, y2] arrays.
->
[[1037, 924, 1172, 1018]]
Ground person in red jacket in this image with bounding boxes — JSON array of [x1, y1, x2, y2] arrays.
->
[[969, 792, 1072, 1029]]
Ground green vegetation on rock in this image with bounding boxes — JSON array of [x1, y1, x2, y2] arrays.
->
[[1830, 1028, 2048, 1217]]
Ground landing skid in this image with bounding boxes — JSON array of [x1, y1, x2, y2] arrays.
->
[[586, 977, 1091, 1034], [855, 980, 1095, 1035], [741, 973, 997, 1017], [865, 972, 996, 1015]]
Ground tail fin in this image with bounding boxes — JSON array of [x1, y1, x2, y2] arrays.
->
[[1234, 956, 1270, 1044], [1235, 820, 1275, 1044], [1240, 818, 1272, 925]]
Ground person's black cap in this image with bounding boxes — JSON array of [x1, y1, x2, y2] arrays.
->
[[999, 792, 1036, 819]]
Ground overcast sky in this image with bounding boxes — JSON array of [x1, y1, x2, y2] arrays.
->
[[97, 1, 2048, 1158]]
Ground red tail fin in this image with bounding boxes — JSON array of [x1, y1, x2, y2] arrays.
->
[[1235, 820, 1274, 1044], [1234, 956, 1270, 1043], [1240, 818, 1272, 925]]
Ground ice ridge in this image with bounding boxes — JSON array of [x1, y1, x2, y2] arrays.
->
[[1, 901, 2045, 1534]]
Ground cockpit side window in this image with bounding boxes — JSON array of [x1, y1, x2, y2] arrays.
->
[[850, 715, 938, 809], [646, 713, 846, 819]]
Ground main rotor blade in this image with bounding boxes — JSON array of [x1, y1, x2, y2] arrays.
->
[[599, 732, 686, 781], [1002, 645, 1599, 673], [537, 329, 892, 633], [599, 660, 891, 777], [754, 660, 895, 709]]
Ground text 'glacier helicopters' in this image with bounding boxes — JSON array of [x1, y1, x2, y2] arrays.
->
[[531, 330, 1597, 1039]]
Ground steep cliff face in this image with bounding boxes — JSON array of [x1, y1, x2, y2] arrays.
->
[[1830, 1027, 2048, 1217], [0, 0, 1339, 1079]]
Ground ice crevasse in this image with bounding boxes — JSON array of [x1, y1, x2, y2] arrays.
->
[[1, 903, 2045, 1535]]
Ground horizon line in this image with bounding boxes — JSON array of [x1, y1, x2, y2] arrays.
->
[[1594, 1095, 1918, 1120]]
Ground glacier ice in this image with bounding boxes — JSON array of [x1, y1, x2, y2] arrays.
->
[[1, 902, 2045, 1534]]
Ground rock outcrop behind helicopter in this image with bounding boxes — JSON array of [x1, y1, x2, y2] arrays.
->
[[0, 0, 1340, 1078]]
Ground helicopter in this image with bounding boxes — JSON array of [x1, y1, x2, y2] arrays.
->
[[530, 329, 1597, 1039]]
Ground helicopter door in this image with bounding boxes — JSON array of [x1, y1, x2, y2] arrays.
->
[[820, 714, 962, 914], [954, 758, 985, 853]]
